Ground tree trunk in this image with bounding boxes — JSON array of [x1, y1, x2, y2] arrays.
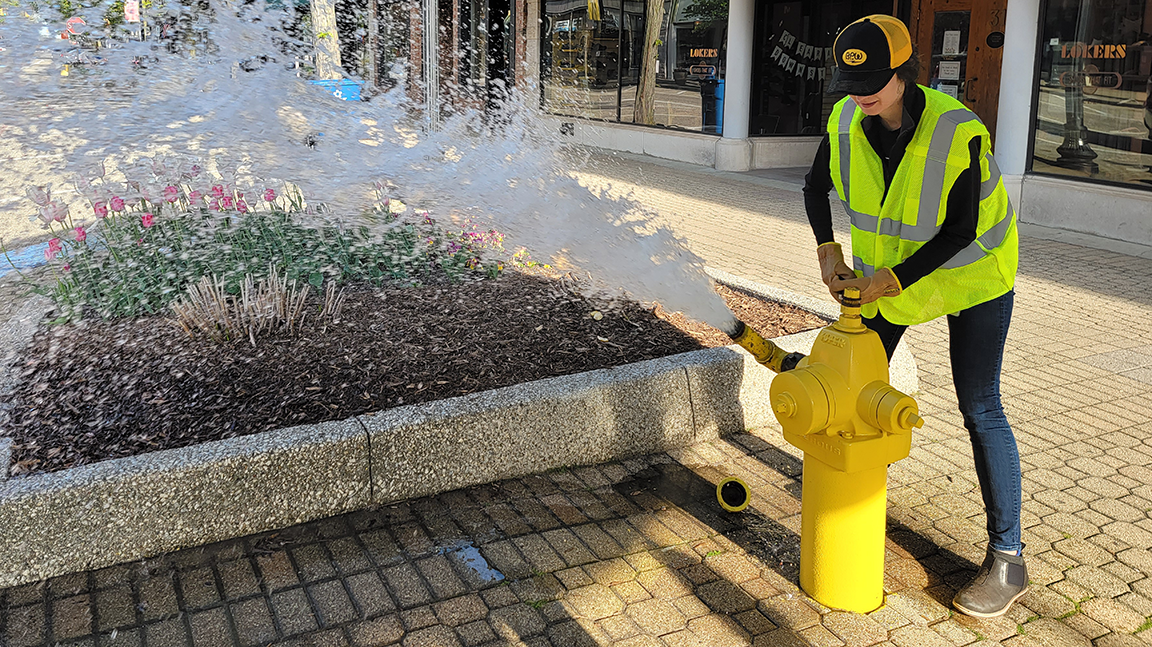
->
[[311, 0, 342, 80], [633, 0, 665, 124]]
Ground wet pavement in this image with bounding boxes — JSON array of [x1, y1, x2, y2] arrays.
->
[[0, 440, 1023, 647]]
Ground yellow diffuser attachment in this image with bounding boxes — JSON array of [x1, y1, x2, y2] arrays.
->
[[717, 477, 751, 512]]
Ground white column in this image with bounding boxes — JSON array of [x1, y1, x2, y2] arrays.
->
[[995, 0, 1040, 175], [715, 0, 754, 171]]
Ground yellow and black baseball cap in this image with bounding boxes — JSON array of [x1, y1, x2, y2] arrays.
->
[[828, 15, 913, 96]]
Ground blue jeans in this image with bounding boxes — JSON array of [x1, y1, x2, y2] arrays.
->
[[864, 291, 1022, 554]]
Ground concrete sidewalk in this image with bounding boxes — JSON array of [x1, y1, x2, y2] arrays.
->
[[3, 153, 1152, 647]]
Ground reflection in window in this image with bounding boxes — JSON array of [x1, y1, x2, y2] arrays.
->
[[540, 0, 727, 131], [1032, 0, 1152, 189], [749, 0, 890, 136]]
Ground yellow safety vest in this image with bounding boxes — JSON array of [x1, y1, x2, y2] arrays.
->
[[827, 86, 1018, 325]]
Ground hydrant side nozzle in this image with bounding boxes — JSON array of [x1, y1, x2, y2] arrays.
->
[[774, 393, 797, 418], [857, 381, 923, 434], [901, 410, 925, 430]]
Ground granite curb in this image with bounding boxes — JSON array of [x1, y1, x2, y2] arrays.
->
[[0, 417, 370, 588], [0, 278, 919, 588], [0, 437, 10, 482]]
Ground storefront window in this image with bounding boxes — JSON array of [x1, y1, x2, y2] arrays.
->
[[540, 0, 727, 131], [1031, 0, 1152, 189], [749, 0, 890, 136]]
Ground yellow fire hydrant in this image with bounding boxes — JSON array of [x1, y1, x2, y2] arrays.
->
[[726, 287, 923, 613]]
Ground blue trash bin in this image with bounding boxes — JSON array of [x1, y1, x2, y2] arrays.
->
[[310, 78, 363, 101], [715, 78, 724, 133], [700, 77, 725, 134]]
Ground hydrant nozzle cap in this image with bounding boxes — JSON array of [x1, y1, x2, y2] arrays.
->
[[774, 393, 797, 418], [899, 409, 924, 430]]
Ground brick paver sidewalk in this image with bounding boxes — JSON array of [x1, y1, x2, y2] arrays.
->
[[3, 153, 1152, 647]]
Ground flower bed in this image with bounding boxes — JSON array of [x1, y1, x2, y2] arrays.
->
[[2, 277, 827, 476], [12, 162, 511, 323], [1, 159, 833, 478]]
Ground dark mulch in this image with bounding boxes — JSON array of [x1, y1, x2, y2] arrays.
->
[[2, 272, 829, 476]]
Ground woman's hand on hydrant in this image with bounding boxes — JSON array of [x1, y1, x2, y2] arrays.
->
[[830, 267, 903, 304], [816, 242, 856, 300]]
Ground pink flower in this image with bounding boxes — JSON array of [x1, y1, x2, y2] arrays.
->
[[236, 199, 249, 214], [27, 186, 50, 206], [163, 185, 179, 203], [74, 176, 95, 200], [135, 184, 156, 204], [188, 190, 203, 205], [38, 201, 67, 224], [46, 237, 62, 260], [210, 184, 225, 199], [221, 196, 233, 210], [63, 264, 71, 271], [141, 212, 154, 228], [263, 188, 276, 202], [109, 196, 125, 212], [74, 226, 86, 242], [209, 199, 221, 211], [190, 164, 202, 177], [94, 201, 108, 218]]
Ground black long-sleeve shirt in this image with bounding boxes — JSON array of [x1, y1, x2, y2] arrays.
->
[[802, 84, 981, 289]]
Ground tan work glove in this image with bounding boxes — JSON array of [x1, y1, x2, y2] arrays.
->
[[817, 242, 856, 300], [830, 267, 903, 304]]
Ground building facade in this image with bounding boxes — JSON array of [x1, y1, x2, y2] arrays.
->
[[344, 0, 1150, 247], [523, 0, 1152, 248]]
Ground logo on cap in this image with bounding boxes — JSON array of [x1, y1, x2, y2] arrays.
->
[[842, 49, 867, 66]]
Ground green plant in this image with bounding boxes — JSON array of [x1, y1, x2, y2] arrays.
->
[[1135, 616, 1152, 634], [7, 162, 521, 323], [1057, 593, 1083, 620], [704, 550, 725, 558]]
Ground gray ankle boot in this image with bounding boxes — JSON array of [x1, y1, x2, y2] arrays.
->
[[953, 547, 1028, 618]]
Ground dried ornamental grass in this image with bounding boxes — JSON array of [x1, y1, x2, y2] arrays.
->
[[170, 266, 345, 344]]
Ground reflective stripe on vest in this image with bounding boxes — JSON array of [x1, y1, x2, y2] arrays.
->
[[854, 198, 1016, 274], [838, 107, 990, 245]]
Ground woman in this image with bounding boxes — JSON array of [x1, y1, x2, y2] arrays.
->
[[803, 15, 1025, 618]]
